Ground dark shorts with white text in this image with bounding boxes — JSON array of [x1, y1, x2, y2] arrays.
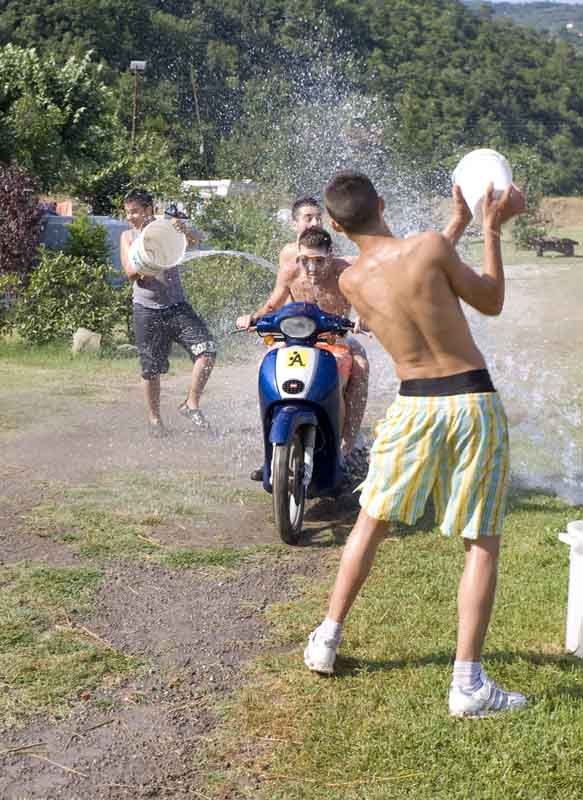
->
[[133, 302, 216, 379]]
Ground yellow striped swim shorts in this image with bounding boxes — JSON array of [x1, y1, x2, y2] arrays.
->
[[358, 392, 509, 539]]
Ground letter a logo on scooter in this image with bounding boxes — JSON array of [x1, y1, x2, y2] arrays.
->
[[288, 350, 307, 368]]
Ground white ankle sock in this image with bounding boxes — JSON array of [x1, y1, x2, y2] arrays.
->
[[319, 617, 342, 643], [452, 660, 484, 693]]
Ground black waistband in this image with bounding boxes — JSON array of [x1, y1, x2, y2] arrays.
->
[[399, 369, 495, 397]]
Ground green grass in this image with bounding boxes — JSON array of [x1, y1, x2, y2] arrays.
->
[[159, 546, 246, 569], [0, 339, 136, 436], [205, 492, 583, 800], [25, 470, 268, 562], [0, 563, 136, 726]]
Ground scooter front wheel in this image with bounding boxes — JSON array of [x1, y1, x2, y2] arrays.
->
[[272, 434, 306, 545]]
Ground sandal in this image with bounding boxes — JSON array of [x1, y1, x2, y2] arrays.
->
[[178, 403, 210, 430]]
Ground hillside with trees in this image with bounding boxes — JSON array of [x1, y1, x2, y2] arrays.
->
[[3, 0, 583, 204], [465, 1, 583, 46]]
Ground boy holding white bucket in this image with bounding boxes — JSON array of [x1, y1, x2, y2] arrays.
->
[[303, 171, 528, 718], [120, 189, 216, 435]]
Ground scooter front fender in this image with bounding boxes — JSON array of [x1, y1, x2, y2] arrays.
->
[[269, 405, 318, 445]]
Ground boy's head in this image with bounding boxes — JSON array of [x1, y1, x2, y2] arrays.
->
[[291, 195, 323, 236], [324, 171, 383, 234], [124, 188, 154, 229], [296, 226, 332, 280]]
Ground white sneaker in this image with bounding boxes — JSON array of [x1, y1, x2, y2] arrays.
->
[[304, 628, 339, 675], [449, 673, 527, 718]]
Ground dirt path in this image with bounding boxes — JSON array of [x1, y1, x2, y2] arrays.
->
[[0, 356, 368, 798]]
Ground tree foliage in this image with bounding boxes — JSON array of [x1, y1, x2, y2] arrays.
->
[[0, 46, 117, 191], [3, 2, 583, 194]]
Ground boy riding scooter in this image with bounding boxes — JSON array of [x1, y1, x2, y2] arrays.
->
[[236, 226, 369, 477]]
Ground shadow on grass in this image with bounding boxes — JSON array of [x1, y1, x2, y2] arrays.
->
[[299, 485, 582, 550], [333, 649, 583, 680], [507, 485, 583, 515], [299, 495, 439, 549]]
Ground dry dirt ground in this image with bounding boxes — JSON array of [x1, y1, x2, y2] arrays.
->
[[0, 356, 369, 799]]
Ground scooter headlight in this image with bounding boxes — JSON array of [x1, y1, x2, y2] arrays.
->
[[280, 316, 317, 338]]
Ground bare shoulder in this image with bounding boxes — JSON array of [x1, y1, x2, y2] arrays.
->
[[332, 255, 354, 275], [338, 261, 358, 295], [406, 230, 454, 265], [421, 230, 452, 255], [278, 257, 299, 284], [279, 241, 297, 265]]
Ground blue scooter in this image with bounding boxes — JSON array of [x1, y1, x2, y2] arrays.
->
[[252, 302, 354, 545]]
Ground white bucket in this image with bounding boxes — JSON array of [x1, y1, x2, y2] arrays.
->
[[129, 219, 186, 275], [558, 520, 583, 657], [452, 148, 513, 219]]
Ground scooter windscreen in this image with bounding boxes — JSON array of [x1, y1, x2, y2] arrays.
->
[[256, 302, 353, 342]]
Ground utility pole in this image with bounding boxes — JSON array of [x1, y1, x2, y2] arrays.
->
[[190, 65, 209, 178], [129, 60, 147, 150]]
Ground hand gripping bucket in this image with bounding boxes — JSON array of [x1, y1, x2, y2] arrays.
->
[[558, 520, 583, 658], [452, 149, 513, 220], [129, 218, 186, 275]]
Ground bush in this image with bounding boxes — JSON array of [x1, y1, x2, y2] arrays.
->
[[63, 215, 112, 265], [513, 215, 547, 250], [0, 164, 44, 284], [0, 272, 20, 333], [180, 256, 274, 336], [512, 190, 547, 250], [14, 248, 127, 344]]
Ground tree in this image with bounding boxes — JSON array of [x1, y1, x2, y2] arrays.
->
[[0, 45, 117, 192], [0, 164, 43, 282], [75, 132, 180, 215]]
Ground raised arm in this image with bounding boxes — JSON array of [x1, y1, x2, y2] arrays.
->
[[171, 218, 202, 248], [442, 184, 472, 247], [439, 184, 525, 316]]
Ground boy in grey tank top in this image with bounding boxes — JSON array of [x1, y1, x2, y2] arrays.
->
[[120, 189, 216, 435]]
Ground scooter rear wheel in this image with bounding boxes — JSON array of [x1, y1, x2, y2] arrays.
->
[[272, 433, 306, 545]]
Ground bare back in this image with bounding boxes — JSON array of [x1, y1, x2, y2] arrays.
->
[[339, 231, 486, 381]]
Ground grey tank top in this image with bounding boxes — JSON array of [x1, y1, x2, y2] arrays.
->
[[128, 227, 187, 309]]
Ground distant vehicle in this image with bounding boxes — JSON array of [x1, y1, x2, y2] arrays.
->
[[529, 235, 578, 257]]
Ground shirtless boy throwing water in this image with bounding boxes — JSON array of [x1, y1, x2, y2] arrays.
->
[[304, 171, 527, 718]]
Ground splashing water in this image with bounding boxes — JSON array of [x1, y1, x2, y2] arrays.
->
[[176, 28, 582, 503], [181, 248, 278, 273]]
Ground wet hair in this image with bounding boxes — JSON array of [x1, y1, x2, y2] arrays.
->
[[291, 195, 321, 220], [124, 188, 153, 209], [324, 171, 379, 233], [298, 226, 332, 252]]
